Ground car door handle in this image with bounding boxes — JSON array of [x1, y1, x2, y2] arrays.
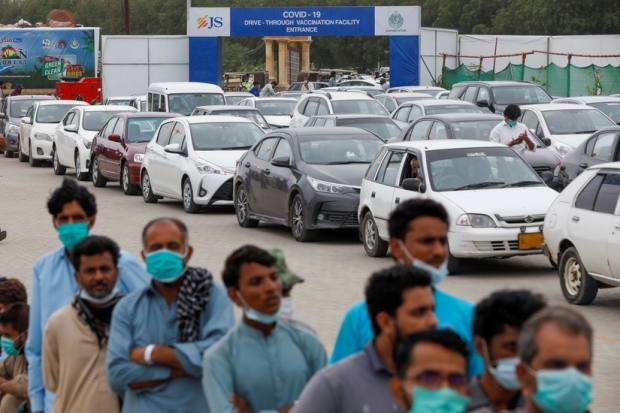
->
[[395, 197, 400, 204], [572, 216, 580, 222], [244, 162, 250, 168], [264, 169, 270, 175], [371, 191, 376, 198], [615, 224, 620, 230]]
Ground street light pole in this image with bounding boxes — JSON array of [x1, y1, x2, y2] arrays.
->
[[124, 0, 130, 35]]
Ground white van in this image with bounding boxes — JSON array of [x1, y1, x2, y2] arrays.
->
[[147, 82, 226, 116]]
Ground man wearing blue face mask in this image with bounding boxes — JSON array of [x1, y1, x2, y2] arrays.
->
[[489, 104, 535, 157], [106, 218, 234, 413], [329, 199, 484, 378], [26, 178, 150, 413], [467, 290, 547, 413], [515, 307, 593, 413]]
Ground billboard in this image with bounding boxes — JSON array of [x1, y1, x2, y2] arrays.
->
[[0, 28, 99, 89]]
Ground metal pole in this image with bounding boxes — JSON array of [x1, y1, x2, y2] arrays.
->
[[124, 0, 130, 35], [492, 37, 498, 80]]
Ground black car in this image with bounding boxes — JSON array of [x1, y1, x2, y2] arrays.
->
[[304, 114, 402, 142], [390, 113, 562, 189], [234, 127, 385, 242], [448, 81, 553, 114], [558, 126, 620, 189]]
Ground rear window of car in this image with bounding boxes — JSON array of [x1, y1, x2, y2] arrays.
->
[[332, 100, 389, 116], [298, 135, 383, 164], [491, 85, 552, 105]]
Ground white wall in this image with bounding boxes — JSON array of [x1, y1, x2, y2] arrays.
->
[[420, 28, 458, 85]]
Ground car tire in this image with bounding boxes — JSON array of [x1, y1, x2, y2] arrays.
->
[[121, 162, 139, 195], [91, 157, 107, 187], [17, 139, 28, 162], [141, 171, 158, 203], [362, 212, 389, 257], [182, 178, 201, 214], [3, 150, 12, 158], [447, 250, 461, 275], [559, 247, 598, 305], [52, 147, 66, 175], [28, 141, 41, 167], [290, 194, 317, 242], [235, 184, 259, 228], [75, 152, 88, 181]]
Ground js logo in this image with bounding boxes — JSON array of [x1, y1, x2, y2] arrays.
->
[[197, 15, 223, 29]]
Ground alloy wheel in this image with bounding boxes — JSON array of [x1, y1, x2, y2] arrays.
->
[[292, 200, 304, 236], [237, 188, 248, 222], [183, 182, 192, 210], [122, 165, 129, 191], [364, 218, 377, 250]]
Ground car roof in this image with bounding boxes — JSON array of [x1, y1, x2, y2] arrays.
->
[[148, 82, 223, 93], [388, 86, 445, 91], [180, 115, 254, 124], [244, 97, 297, 101], [8, 95, 55, 101], [309, 114, 390, 120], [38, 100, 88, 106], [553, 96, 620, 103], [401, 99, 476, 107], [279, 126, 381, 138], [382, 92, 433, 98], [386, 139, 507, 151], [78, 105, 137, 112], [453, 80, 536, 86], [111, 112, 180, 120], [195, 105, 258, 111], [224, 92, 253, 96], [588, 161, 620, 171], [414, 113, 503, 121], [308, 91, 375, 100], [107, 96, 133, 100], [521, 103, 600, 111]]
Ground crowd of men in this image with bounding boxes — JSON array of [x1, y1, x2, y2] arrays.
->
[[0, 177, 594, 413]]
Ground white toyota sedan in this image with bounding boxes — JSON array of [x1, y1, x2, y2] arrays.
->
[[358, 140, 559, 273], [140, 116, 265, 213]]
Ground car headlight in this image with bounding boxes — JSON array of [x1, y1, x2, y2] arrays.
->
[[34, 132, 52, 141], [553, 142, 573, 157], [7, 124, 18, 133], [195, 160, 222, 174], [456, 214, 496, 228], [134, 154, 145, 163], [82, 137, 91, 149], [307, 176, 357, 194], [553, 164, 560, 177]]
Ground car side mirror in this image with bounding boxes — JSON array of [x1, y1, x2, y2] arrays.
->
[[109, 134, 121, 143], [64, 124, 78, 132], [0, 113, 5, 119], [475, 99, 489, 107], [403, 178, 426, 193], [164, 143, 181, 154], [21, 117, 31, 124], [271, 156, 291, 167], [541, 171, 554, 184], [541, 137, 551, 147]]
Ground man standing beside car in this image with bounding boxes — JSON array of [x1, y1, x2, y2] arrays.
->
[[490, 104, 535, 156]]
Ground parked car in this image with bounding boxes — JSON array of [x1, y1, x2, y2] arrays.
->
[[18, 100, 89, 167], [287, 82, 328, 91], [274, 91, 307, 100], [552, 96, 620, 124], [390, 100, 484, 125], [448, 81, 553, 114], [337, 80, 378, 87], [543, 162, 620, 304], [237, 97, 297, 128], [358, 140, 558, 273], [224, 92, 253, 105], [141, 116, 265, 213], [129, 95, 147, 112], [147, 82, 225, 116], [103, 96, 133, 106], [390, 113, 562, 189], [53, 106, 137, 180], [0, 95, 55, 158], [375, 93, 436, 114], [290, 91, 389, 128], [90, 112, 180, 194], [519, 103, 616, 156], [304, 114, 402, 142], [387, 86, 446, 96], [191, 105, 270, 130], [234, 127, 385, 241], [557, 126, 620, 189], [322, 86, 383, 96], [435, 91, 451, 99]]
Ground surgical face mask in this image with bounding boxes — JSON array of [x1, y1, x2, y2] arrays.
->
[[304, 80, 308, 84], [279, 296, 294, 319], [236, 291, 279, 325], [1, 332, 24, 357], [398, 240, 448, 286], [79, 286, 119, 305], [482, 340, 521, 390], [409, 386, 470, 413], [529, 366, 592, 413], [144, 249, 188, 284], [57, 222, 89, 250], [507, 120, 517, 127]]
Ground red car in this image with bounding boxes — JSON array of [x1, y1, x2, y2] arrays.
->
[[90, 112, 180, 194]]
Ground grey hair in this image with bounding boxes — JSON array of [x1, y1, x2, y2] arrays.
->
[[518, 306, 593, 365], [141, 217, 189, 247]]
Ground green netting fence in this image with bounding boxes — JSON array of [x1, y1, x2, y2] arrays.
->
[[442, 63, 620, 97]]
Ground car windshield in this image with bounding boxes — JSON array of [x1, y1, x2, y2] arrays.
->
[[211, 109, 269, 129], [336, 118, 402, 142], [127, 118, 170, 142], [35, 104, 75, 123], [541, 109, 615, 134], [589, 102, 620, 124], [256, 100, 296, 116], [83, 111, 128, 131], [449, 120, 502, 141], [415, 90, 442, 97], [299, 135, 383, 164], [224, 95, 247, 105], [332, 100, 389, 116], [396, 97, 430, 105], [169, 93, 225, 116], [190, 122, 264, 150], [425, 105, 484, 116], [491, 86, 552, 105], [10, 99, 38, 118], [427, 147, 541, 192], [107, 99, 131, 106]]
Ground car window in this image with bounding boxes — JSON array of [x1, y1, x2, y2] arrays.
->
[[585, 136, 597, 155], [25, 105, 34, 119], [273, 138, 293, 159], [376, 151, 404, 186], [63, 112, 75, 126], [383, 97, 396, 113], [190, 122, 263, 150], [324, 119, 335, 127], [332, 100, 389, 116], [590, 102, 620, 124], [407, 106, 423, 123], [299, 135, 383, 164], [366, 147, 388, 180], [477, 88, 490, 102], [155, 122, 174, 146], [36, 104, 77, 124], [590, 132, 616, 162], [256, 137, 279, 161], [521, 110, 541, 137], [448, 85, 466, 99], [169, 122, 186, 148], [491, 86, 552, 105], [408, 120, 432, 141], [542, 109, 615, 134], [102, 118, 117, 138], [574, 174, 604, 210], [317, 100, 329, 115], [463, 87, 477, 102], [394, 107, 410, 122], [314, 118, 325, 126], [304, 100, 319, 116], [70, 112, 80, 128], [112, 118, 124, 137], [429, 122, 448, 140], [593, 173, 620, 214]]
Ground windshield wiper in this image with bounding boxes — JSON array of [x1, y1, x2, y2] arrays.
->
[[216, 146, 252, 150], [453, 181, 505, 191], [577, 130, 596, 134], [502, 181, 541, 187], [325, 160, 369, 165]]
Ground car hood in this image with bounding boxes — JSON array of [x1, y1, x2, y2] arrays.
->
[[32, 123, 60, 134], [9, 118, 20, 126], [521, 147, 561, 169], [302, 163, 370, 187], [550, 134, 589, 148], [195, 150, 247, 173], [264, 116, 291, 127]]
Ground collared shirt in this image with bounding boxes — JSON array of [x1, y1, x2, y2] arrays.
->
[[292, 340, 399, 413], [489, 121, 536, 156], [107, 281, 234, 413], [260, 84, 276, 97], [249, 87, 260, 97], [202, 320, 326, 413], [329, 78, 337, 87], [26, 247, 149, 413], [328, 289, 484, 378], [466, 377, 524, 413]]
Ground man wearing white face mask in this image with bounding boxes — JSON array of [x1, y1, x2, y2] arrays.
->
[[467, 290, 547, 413]]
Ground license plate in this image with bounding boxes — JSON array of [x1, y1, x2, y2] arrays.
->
[[518, 233, 544, 250]]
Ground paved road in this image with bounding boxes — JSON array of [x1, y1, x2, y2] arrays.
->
[[1, 156, 619, 411]]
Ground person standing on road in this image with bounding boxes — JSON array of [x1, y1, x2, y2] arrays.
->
[[43, 236, 125, 413], [107, 218, 234, 413], [202, 245, 326, 413], [467, 290, 547, 413], [10, 84, 22, 97], [490, 104, 535, 156], [516, 306, 593, 413], [292, 265, 437, 413], [26, 178, 149, 413], [0, 303, 30, 413], [329, 71, 337, 87], [260, 81, 278, 97], [249, 81, 261, 97], [329, 199, 484, 377]]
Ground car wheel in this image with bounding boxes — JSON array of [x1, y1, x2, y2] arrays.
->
[[559, 247, 598, 305], [182, 178, 201, 214], [28, 141, 41, 167], [290, 194, 317, 242], [3, 149, 12, 158], [121, 163, 139, 195], [362, 212, 389, 257], [141, 171, 158, 203], [447, 250, 461, 274], [52, 147, 66, 175], [235, 184, 259, 228], [91, 157, 107, 187], [17, 139, 28, 162], [75, 152, 88, 181]]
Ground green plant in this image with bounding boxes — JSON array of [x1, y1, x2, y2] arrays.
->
[[431, 74, 449, 89], [585, 67, 604, 96], [530, 66, 549, 88]]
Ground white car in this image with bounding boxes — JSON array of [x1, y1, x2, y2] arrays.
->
[[129, 95, 147, 112], [103, 96, 133, 106], [387, 86, 447, 96], [358, 140, 559, 273], [53, 106, 137, 180], [19, 100, 89, 167], [237, 97, 297, 128], [543, 162, 620, 304], [140, 116, 265, 213], [289, 91, 389, 128], [375, 93, 436, 114], [520, 104, 615, 157]]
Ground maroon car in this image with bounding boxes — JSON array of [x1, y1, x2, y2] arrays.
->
[[90, 112, 180, 194]]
